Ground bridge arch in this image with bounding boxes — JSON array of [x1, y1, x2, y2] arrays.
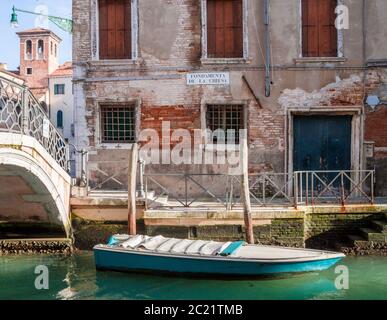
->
[[0, 75, 71, 238], [0, 140, 71, 237]]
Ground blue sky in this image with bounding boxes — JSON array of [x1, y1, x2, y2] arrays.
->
[[0, 0, 72, 70]]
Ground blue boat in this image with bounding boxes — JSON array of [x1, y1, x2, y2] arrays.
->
[[94, 235, 345, 277]]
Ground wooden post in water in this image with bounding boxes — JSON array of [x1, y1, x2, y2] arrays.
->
[[128, 143, 139, 235], [241, 138, 254, 244]]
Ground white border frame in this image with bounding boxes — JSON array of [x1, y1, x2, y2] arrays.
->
[[91, 0, 139, 61], [95, 98, 141, 150], [298, 0, 344, 58], [200, 0, 249, 63], [286, 106, 363, 178]]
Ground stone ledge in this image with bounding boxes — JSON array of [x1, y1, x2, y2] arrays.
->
[[144, 209, 304, 220], [294, 57, 348, 64]]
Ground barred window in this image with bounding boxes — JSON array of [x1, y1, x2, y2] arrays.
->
[[101, 105, 135, 143], [206, 104, 244, 144]]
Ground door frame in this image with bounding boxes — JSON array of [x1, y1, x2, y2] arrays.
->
[[286, 106, 364, 179]]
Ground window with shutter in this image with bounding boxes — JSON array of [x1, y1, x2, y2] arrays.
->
[[302, 0, 337, 57], [207, 0, 243, 58], [99, 0, 132, 60]]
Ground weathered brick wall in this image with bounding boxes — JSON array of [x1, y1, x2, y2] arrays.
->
[[304, 213, 377, 248], [72, 0, 92, 63], [365, 69, 387, 195]]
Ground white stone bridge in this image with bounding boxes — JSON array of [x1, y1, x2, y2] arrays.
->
[[0, 75, 71, 238]]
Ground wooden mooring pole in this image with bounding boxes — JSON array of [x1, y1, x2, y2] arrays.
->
[[241, 138, 254, 244], [128, 143, 139, 235]]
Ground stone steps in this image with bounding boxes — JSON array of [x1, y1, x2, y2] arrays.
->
[[371, 220, 387, 232], [359, 228, 387, 242], [347, 234, 366, 244]]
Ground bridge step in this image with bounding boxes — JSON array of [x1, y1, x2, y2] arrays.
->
[[359, 228, 387, 242], [371, 220, 387, 233]]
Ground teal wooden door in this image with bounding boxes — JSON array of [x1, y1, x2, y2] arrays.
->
[[293, 116, 352, 189]]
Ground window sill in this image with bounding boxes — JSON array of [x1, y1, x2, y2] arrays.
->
[[97, 143, 136, 150], [294, 57, 347, 64], [201, 57, 250, 65], [202, 144, 241, 152], [88, 59, 141, 67]]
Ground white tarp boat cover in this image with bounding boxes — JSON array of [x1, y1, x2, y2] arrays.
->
[[104, 234, 345, 261], [116, 235, 238, 256]]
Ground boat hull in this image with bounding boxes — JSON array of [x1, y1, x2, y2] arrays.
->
[[94, 246, 343, 277]]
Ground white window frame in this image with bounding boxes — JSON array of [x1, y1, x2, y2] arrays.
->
[[25, 39, 33, 60], [298, 0, 344, 59], [201, 0, 249, 64], [91, 0, 139, 62]]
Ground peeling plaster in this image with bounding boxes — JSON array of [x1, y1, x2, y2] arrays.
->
[[278, 74, 363, 108]]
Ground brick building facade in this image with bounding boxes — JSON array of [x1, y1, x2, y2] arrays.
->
[[72, 0, 387, 195]]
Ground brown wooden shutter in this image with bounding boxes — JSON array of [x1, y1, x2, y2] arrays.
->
[[99, 0, 109, 59], [319, 0, 337, 57], [207, 0, 243, 58], [302, 0, 337, 57], [99, 0, 132, 60], [232, 0, 243, 58]]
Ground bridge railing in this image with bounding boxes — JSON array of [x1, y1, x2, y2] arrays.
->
[[0, 75, 69, 171]]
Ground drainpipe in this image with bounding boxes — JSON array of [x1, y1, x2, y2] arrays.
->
[[264, 0, 271, 97], [360, 0, 366, 175]]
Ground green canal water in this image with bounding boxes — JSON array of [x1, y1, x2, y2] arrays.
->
[[0, 252, 386, 300]]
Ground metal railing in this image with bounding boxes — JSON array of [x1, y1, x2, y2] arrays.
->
[[249, 173, 295, 206], [0, 75, 69, 171], [144, 170, 375, 209], [294, 170, 375, 206], [88, 161, 129, 192], [144, 173, 233, 209]]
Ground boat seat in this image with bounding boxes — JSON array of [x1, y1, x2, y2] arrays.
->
[[219, 241, 245, 256]]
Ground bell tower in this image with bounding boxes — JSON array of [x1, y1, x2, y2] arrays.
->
[[16, 28, 61, 100]]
